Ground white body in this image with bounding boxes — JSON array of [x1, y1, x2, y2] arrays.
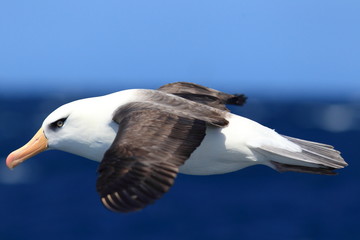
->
[[42, 89, 302, 176], [180, 114, 301, 175]]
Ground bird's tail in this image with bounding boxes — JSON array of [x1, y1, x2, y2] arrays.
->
[[254, 136, 348, 175]]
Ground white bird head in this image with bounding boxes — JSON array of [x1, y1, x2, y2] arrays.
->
[[6, 96, 119, 169]]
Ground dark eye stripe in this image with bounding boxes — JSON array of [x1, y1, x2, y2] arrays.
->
[[50, 117, 68, 130]]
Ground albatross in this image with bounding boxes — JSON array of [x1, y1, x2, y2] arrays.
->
[[6, 82, 347, 212]]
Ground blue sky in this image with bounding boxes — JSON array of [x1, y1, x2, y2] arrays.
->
[[0, 0, 359, 98]]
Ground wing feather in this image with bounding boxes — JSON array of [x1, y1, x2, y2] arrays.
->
[[96, 102, 221, 212], [158, 82, 247, 111]]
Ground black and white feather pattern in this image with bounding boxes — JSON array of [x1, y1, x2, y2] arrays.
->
[[93, 82, 347, 212], [7, 81, 348, 213], [96, 99, 228, 212]]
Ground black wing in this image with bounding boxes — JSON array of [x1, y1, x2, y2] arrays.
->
[[158, 82, 247, 111], [96, 101, 228, 213]]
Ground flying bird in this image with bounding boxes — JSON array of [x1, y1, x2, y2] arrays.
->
[[6, 82, 347, 212]]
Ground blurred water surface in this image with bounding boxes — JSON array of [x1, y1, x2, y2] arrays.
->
[[0, 92, 359, 240]]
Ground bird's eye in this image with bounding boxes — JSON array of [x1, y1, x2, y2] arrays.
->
[[50, 117, 68, 130], [56, 120, 64, 128]]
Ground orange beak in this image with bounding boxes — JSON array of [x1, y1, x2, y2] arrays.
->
[[6, 128, 48, 169]]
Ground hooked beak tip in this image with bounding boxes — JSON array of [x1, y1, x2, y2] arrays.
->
[[6, 152, 16, 169], [6, 128, 48, 170]]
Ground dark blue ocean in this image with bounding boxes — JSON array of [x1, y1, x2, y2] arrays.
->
[[1, 93, 359, 240]]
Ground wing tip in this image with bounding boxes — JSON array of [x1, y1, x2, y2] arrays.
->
[[226, 94, 247, 106]]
